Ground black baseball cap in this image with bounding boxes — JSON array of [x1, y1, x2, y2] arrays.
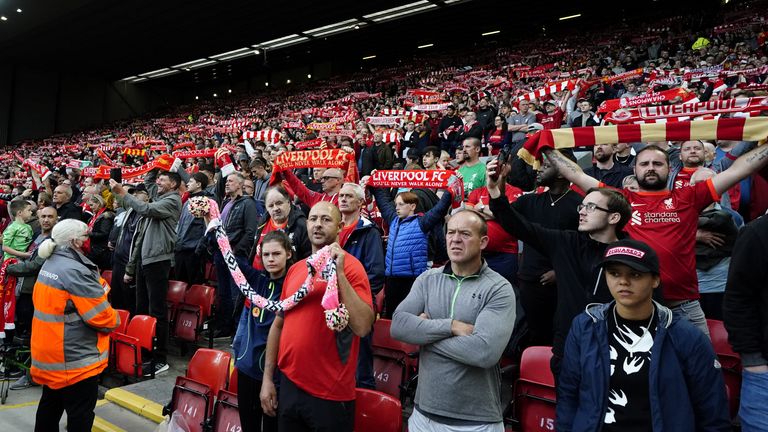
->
[[600, 239, 660, 274]]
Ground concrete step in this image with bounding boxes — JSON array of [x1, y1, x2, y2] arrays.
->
[[93, 400, 160, 432]]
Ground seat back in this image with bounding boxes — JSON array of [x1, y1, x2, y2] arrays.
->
[[519, 346, 555, 386], [188, 348, 232, 398], [174, 305, 202, 342], [706, 319, 742, 418], [228, 367, 238, 393], [185, 284, 215, 319], [370, 319, 418, 399], [513, 380, 557, 432], [101, 270, 112, 287], [707, 319, 738, 358], [167, 281, 188, 307], [354, 388, 402, 432], [171, 376, 212, 432], [113, 332, 142, 377], [211, 390, 240, 432], [115, 309, 130, 335], [371, 319, 418, 355], [127, 315, 157, 352], [514, 346, 556, 431]]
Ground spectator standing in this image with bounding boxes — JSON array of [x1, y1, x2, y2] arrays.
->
[[458, 138, 487, 196], [249, 186, 311, 271], [391, 210, 516, 431], [31, 219, 120, 432], [723, 214, 768, 432], [110, 170, 182, 375], [584, 144, 634, 189], [557, 239, 730, 432], [259, 202, 374, 432], [174, 173, 210, 286]]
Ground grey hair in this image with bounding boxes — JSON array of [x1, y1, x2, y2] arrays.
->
[[38, 219, 89, 259], [342, 182, 365, 200]]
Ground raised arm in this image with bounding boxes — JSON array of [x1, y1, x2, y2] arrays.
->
[[541, 148, 599, 192], [711, 143, 768, 196], [418, 190, 452, 232]]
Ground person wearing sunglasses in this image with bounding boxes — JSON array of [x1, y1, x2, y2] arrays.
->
[[485, 157, 632, 383]]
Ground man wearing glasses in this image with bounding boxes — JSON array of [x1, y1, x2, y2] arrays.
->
[[485, 158, 631, 382], [281, 167, 345, 208]]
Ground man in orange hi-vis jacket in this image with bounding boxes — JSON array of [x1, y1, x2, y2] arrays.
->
[[30, 219, 119, 432]]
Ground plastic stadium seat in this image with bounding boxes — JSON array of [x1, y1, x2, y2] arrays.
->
[[707, 319, 742, 419], [371, 319, 419, 403], [228, 367, 238, 393], [114, 309, 130, 335], [512, 346, 557, 432], [166, 280, 189, 330], [170, 376, 212, 432], [353, 388, 402, 432], [187, 348, 232, 408], [113, 315, 157, 378], [174, 284, 215, 347], [101, 270, 112, 287], [211, 390, 240, 432]]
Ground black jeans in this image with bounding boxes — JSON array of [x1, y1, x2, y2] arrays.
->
[[15, 293, 33, 339], [278, 376, 355, 432], [383, 276, 416, 319], [238, 369, 278, 432], [136, 259, 171, 363], [111, 259, 135, 316], [35, 375, 98, 432], [518, 278, 557, 348], [174, 249, 204, 286]]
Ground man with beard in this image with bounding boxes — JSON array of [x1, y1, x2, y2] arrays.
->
[[669, 140, 706, 189], [584, 144, 634, 189], [542, 142, 768, 337]]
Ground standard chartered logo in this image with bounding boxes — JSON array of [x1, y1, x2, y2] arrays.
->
[[632, 210, 681, 226]]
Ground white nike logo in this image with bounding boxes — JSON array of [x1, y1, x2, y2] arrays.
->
[[631, 203, 646, 207]]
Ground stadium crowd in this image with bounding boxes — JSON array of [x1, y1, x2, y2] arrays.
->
[[2, 3, 768, 432]]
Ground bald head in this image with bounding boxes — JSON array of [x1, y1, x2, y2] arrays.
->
[[307, 201, 343, 250]]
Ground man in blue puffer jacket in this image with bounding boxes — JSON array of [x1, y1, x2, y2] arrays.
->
[[557, 239, 730, 432]]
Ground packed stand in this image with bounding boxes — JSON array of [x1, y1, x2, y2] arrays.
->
[[2, 3, 768, 431]]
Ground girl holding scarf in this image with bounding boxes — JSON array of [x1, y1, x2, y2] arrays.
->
[[233, 230, 293, 432]]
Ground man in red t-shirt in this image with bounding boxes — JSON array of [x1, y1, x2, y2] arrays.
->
[[542, 142, 768, 336], [260, 201, 374, 431], [536, 100, 565, 130]]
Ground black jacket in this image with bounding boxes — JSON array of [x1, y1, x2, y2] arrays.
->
[[218, 195, 259, 257], [87, 210, 114, 268], [438, 114, 463, 142], [57, 201, 85, 222], [490, 194, 623, 358], [724, 215, 768, 367], [456, 123, 483, 143], [248, 206, 311, 264]]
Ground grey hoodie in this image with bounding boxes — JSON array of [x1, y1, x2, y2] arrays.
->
[[391, 262, 516, 424]]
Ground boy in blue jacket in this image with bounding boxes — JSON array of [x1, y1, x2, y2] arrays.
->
[[557, 239, 730, 432]]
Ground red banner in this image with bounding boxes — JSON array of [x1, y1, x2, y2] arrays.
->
[[597, 88, 694, 113], [270, 149, 358, 185], [369, 170, 463, 208], [604, 97, 768, 124], [83, 154, 175, 180]]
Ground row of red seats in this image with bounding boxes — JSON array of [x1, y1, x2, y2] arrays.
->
[[166, 348, 403, 432]]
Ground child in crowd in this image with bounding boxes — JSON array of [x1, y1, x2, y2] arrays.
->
[[3, 199, 34, 260]]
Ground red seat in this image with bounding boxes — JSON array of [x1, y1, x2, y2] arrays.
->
[[371, 319, 419, 402], [707, 319, 742, 419], [353, 388, 402, 432], [174, 284, 215, 347], [171, 376, 212, 432], [205, 261, 217, 285], [166, 280, 189, 330], [114, 309, 130, 335], [101, 270, 112, 287], [113, 315, 157, 378], [211, 390, 240, 432], [228, 367, 238, 393], [187, 348, 232, 408], [374, 290, 385, 316], [513, 346, 556, 432]]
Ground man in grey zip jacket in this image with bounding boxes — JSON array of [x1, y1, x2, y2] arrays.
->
[[110, 169, 182, 374], [391, 210, 516, 431]]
